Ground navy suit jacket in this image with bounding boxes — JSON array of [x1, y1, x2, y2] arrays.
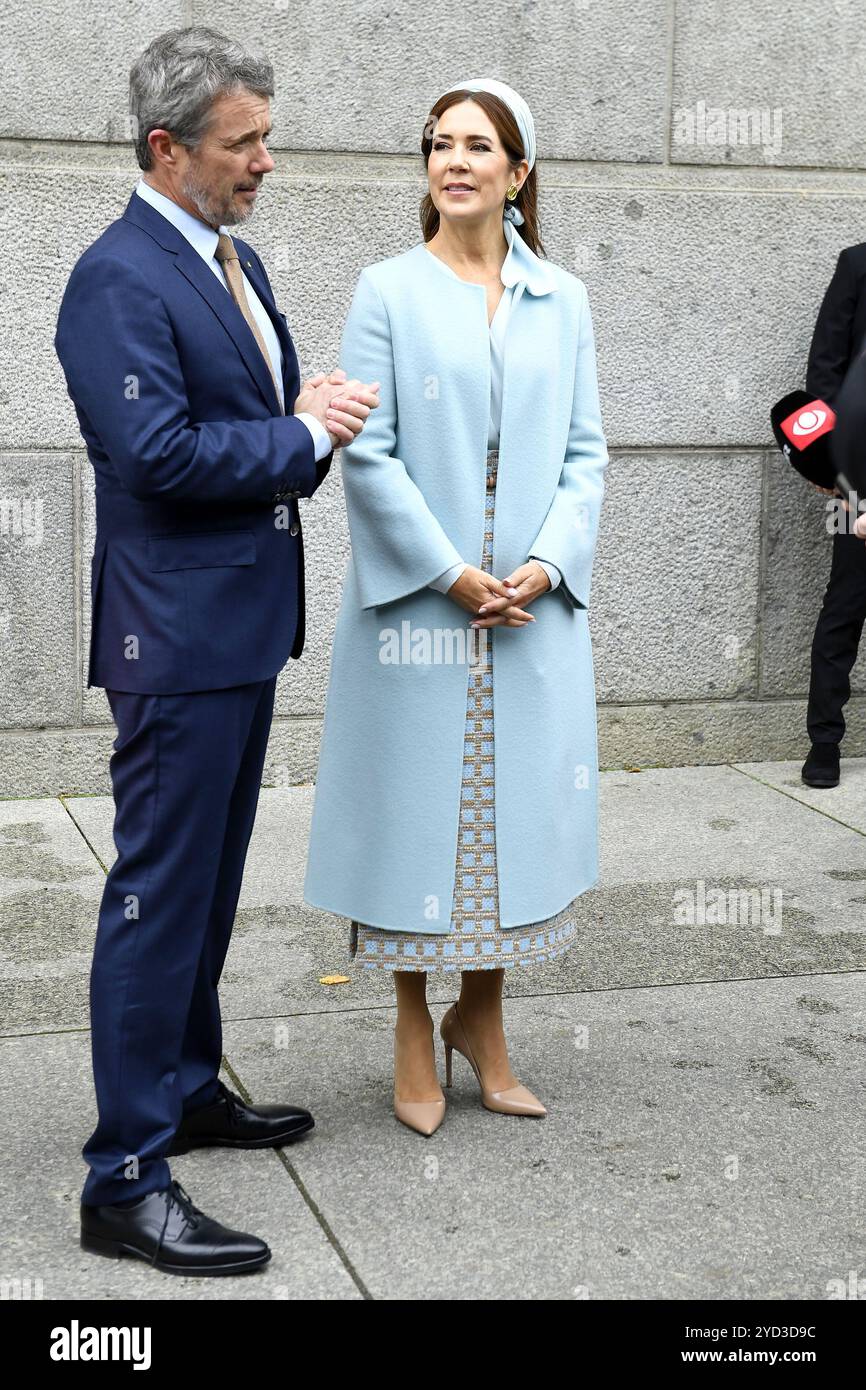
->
[[55, 190, 332, 693]]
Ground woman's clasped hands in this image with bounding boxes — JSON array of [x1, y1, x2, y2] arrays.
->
[[447, 560, 551, 628]]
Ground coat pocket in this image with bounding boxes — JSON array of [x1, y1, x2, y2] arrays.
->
[[146, 531, 256, 572]]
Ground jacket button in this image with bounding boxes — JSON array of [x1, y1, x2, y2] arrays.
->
[[290, 521, 300, 536]]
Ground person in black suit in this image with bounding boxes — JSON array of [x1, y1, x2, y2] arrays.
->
[[802, 244, 866, 788]]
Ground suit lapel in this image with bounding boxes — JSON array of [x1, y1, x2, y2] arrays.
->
[[122, 193, 281, 415], [173, 242, 281, 414], [240, 252, 296, 399]]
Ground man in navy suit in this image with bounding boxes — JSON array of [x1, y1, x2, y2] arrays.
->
[[54, 25, 379, 1276]]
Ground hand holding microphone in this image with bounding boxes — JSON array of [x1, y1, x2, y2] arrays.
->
[[769, 385, 866, 533]]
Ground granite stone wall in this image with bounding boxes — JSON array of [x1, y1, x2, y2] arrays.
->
[[2, 0, 864, 795]]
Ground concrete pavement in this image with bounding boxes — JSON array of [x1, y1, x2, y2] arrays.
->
[[1, 760, 864, 1299]]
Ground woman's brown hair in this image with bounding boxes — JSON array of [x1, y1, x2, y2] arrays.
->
[[419, 90, 545, 258]]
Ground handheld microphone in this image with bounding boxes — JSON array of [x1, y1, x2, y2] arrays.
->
[[770, 390, 838, 489]]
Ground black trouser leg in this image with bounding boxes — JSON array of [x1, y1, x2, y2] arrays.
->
[[806, 531, 866, 746]]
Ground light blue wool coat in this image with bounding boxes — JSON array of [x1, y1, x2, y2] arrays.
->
[[303, 221, 608, 934]]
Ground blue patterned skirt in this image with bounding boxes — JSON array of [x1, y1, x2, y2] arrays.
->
[[349, 448, 581, 972]]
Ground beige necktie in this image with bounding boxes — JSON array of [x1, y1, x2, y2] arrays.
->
[[214, 233, 284, 414]]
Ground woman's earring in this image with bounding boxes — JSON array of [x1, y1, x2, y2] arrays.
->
[[504, 182, 525, 225]]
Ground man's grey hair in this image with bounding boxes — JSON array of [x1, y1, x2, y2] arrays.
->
[[129, 26, 274, 171]]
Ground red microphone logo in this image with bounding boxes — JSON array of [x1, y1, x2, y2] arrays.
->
[[780, 399, 835, 448]]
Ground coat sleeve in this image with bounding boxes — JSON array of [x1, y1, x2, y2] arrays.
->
[[338, 268, 464, 608], [54, 252, 319, 504], [526, 281, 608, 609], [829, 343, 866, 494], [805, 249, 858, 406]]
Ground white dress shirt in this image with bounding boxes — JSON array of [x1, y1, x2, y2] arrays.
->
[[424, 237, 562, 597], [133, 179, 332, 462]]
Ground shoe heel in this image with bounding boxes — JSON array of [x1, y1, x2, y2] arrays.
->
[[80, 1229, 124, 1260], [444, 1042, 453, 1087]]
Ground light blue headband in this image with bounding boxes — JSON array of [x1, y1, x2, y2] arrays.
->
[[439, 77, 536, 226]]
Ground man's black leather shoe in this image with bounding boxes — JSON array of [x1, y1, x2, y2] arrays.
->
[[80, 1180, 270, 1277], [166, 1080, 315, 1155], [801, 742, 841, 788]]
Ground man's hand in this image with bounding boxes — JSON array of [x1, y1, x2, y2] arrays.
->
[[813, 481, 861, 523], [295, 368, 380, 448], [447, 564, 539, 627]]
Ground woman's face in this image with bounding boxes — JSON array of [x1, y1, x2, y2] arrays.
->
[[428, 99, 527, 228]]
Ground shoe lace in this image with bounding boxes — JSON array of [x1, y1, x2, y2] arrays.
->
[[150, 1180, 203, 1265], [217, 1080, 245, 1128], [170, 1180, 203, 1226]]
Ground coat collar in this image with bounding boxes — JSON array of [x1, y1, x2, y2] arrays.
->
[[500, 219, 557, 296], [419, 218, 556, 296]]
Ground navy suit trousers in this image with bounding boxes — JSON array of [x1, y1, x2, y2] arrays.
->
[[82, 675, 277, 1206]]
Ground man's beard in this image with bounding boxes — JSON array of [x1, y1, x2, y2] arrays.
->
[[181, 160, 254, 228]]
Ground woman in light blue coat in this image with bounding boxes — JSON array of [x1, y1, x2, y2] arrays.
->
[[304, 78, 608, 1135]]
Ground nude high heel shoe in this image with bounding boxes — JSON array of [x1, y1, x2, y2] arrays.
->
[[440, 1002, 547, 1116], [393, 1025, 446, 1137]]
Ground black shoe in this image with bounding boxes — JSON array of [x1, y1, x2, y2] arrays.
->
[[166, 1079, 315, 1155], [80, 1180, 270, 1277], [801, 742, 840, 788]]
